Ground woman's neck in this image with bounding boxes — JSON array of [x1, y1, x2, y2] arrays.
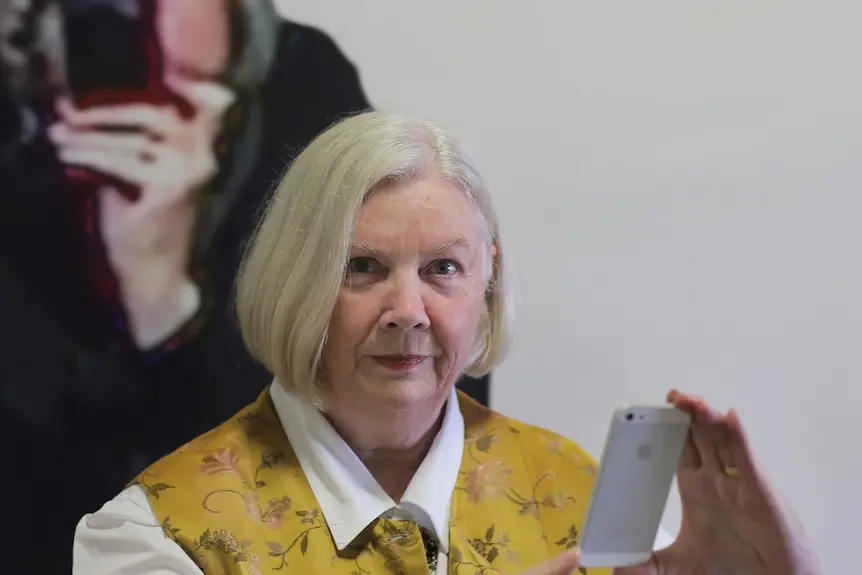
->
[[324, 394, 448, 501], [359, 418, 443, 500]]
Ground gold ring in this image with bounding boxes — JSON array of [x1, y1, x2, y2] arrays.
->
[[723, 465, 740, 477]]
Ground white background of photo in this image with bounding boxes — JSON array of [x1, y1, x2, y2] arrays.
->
[[279, 2, 860, 571]]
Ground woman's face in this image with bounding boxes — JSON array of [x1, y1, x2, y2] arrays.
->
[[321, 176, 491, 410], [156, 0, 230, 81], [0, 0, 230, 98]]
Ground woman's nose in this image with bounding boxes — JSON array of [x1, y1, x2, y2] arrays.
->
[[379, 277, 430, 331]]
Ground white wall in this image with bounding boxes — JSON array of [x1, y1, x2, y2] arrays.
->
[[278, 2, 860, 571]]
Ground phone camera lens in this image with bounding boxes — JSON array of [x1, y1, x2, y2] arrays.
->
[[625, 413, 634, 421]]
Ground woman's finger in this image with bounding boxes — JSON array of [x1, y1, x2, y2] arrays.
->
[[725, 408, 758, 479], [714, 415, 736, 474], [57, 98, 182, 141], [668, 391, 724, 472], [58, 147, 152, 189], [669, 392, 701, 472], [49, 123, 153, 157], [164, 75, 236, 119], [678, 429, 702, 470], [691, 422, 724, 472], [518, 548, 580, 575]]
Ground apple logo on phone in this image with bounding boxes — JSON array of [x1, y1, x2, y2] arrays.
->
[[637, 443, 653, 460]]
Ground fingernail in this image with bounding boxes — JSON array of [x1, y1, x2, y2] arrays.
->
[[47, 123, 62, 141], [56, 98, 79, 119]]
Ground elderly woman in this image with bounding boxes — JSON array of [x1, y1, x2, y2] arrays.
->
[[73, 112, 820, 574]]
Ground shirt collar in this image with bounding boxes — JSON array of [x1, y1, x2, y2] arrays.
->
[[269, 380, 464, 552]]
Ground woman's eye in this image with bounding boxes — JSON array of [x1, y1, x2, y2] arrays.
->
[[428, 259, 460, 277], [346, 257, 382, 275]]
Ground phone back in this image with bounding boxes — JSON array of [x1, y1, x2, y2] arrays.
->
[[62, 1, 155, 99], [580, 406, 690, 564]]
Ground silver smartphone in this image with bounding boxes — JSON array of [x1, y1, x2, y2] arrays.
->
[[579, 405, 691, 568]]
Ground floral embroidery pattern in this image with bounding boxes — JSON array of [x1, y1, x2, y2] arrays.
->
[[461, 429, 577, 518], [236, 411, 274, 439], [161, 516, 181, 541], [369, 519, 424, 575], [198, 448, 293, 529], [135, 470, 175, 500], [201, 448, 251, 484], [244, 494, 292, 529], [192, 528, 262, 575], [460, 428, 514, 503], [265, 508, 324, 570], [254, 452, 289, 487], [460, 459, 514, 502], [159, 518, 263, 575], [466, 524, 521, 566], [450, 544, 503, 575], [504, 472, 576, 519], [453, 415, 607, 573], [543, 434, 598, 475], [556, 525, 589, 574]]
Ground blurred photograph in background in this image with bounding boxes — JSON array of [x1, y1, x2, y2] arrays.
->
[[0, 0, 490, 570]]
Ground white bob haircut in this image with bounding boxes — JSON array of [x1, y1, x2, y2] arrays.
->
[[235, 110, 513, 403]]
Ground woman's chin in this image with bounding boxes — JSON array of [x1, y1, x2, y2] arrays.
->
[[360, 377, 446, 408]]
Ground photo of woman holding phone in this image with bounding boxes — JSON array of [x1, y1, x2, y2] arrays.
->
[[0, 0, 491, 571]]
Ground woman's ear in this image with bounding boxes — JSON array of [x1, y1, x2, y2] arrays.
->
[[486, 243, 498, 284], [483, 244, 498, 304]]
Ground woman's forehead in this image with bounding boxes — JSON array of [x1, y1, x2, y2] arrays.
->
[[352, 177, 485, 250]]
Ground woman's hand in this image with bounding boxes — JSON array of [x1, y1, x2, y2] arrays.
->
[[518, 548, 581, 575], [48, 77, 235, 348], [616, 390, 821, 575]]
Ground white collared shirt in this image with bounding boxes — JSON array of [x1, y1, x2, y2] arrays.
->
[[72, 381, 464, 574]]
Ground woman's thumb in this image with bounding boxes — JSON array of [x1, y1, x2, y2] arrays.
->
[[612, 554, 659, 575], [519, 548, 581, 575]]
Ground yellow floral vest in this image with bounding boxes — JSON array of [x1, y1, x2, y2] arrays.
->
[[134, 390, 612, 575]]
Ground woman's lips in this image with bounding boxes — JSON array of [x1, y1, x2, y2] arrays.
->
[[371, 355, 429, 371]]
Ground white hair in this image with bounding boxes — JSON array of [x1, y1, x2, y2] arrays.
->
[[235, 111, 513, 402]]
